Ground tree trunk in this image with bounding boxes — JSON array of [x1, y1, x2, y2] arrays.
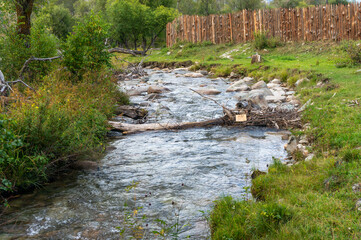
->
[[15, 0, 35, 36]]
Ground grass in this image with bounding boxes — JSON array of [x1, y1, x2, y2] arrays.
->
[[125, 40, 361, 239]]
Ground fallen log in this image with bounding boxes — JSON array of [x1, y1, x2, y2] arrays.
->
[[109, 117, 226, 134], [109, 108, 301, 134]]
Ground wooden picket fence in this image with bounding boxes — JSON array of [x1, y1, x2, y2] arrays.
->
[[166, 3, 361, 47]]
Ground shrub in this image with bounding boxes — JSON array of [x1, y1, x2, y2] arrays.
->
[[0, 26, 58, 81], [254, 32, 269, 50], [0, 116, 48, 193], [7, 70, 126, 167], [341, 41, 361, 65], [62, 12, 111, 79], [254, 32, 283, 50], [280, 70, 289, 82], [212, 66, 232, 77], [34, 4, 74, 40]]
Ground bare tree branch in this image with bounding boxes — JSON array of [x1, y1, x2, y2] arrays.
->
[[19, 56, 62, 79]]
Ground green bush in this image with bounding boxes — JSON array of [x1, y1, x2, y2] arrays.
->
[[34, 4, 74, 40], [0, 70, 128, 195], [254, 32, 269, 50], [0, 116, 48, 193], [254, 32, 283, 50], [0, 26, 58, 81], [62, 12, 111, 79], [341, 41, 361, 65], [8, 71, 120, 158]]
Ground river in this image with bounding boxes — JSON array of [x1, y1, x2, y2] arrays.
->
[[0, 69, 289, 239]]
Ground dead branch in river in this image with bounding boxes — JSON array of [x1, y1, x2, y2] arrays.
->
[[109, 108, 301, 134]]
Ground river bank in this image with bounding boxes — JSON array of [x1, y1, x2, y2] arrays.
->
[[122, 41, 361, 239]]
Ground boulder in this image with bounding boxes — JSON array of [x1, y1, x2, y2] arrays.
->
[[284, 135, 298, 154], [196, 89, 221, 95], [265, 95, 286, 103], [198, 70, 208, 76], [127, 87, 148, 96], [226, 84, 250, 92], [234, 92, 250, 101], [229, 72, 239, 79], [295, 78, 309, 87], [251, 54, 262, 64], [242, 77, 255, 83], [147, 86, 170, 94], [184, 72, 204, 78], [267, 83, 281, 89], [249, 94, 268, 109], [249, 88, 273, 97], [230, 79, 246, 87], [271, 79, 281, 84], [251, 81, 267, 90], [173, 68, 188, 73]]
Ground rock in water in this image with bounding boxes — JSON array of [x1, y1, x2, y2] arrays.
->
[[147, 86, 170, 94], [184, 72, 204, 78], [196, 89, 221, 95], [284, 135, 298, 154], [249, 94, 268, 109], [251, 81, 267, 89]]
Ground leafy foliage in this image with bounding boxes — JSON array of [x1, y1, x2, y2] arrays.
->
[[34, 4, 74, 40], [62, 12, 111, 78], [254, 32, 283, 50], [107, 0, 178, 51], [0, 116, 48, 193], [0, 26, 58, 81]]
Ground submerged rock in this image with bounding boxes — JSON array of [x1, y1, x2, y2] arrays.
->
[[184, 72, 204, 78]]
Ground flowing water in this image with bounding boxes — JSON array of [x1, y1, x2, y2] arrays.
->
[[0, 70, 289, 239]]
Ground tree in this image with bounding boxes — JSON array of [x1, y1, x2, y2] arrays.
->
[[62, 12, 110, 78], [35, 4, 74, 40], [227, 0, 264, 11], [107, 0, 178, 54], [139, 0, 175, 8], [14, 0, 36, 36]]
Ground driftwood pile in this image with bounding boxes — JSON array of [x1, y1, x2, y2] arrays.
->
[[109, 89, 301, 134], [109, 107, 301, 134]]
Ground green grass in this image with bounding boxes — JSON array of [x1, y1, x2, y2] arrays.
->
[[125, 40, 361, 239]]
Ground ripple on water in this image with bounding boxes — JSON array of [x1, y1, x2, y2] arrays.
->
[[0, 70, 288, 239]]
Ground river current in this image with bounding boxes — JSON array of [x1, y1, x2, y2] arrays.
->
[[0, 69, 288, 239]]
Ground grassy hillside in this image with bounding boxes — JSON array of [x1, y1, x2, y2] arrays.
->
[[125, 40, 361, 239]]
